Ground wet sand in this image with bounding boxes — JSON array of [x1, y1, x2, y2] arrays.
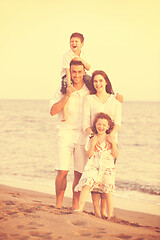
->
[[0, 184, 160, 240]]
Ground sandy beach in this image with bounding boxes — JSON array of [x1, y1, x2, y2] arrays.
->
[[0, 184, 160, 240]]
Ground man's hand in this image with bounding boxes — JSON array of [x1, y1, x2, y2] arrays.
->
[[116, 93, 124, 103], [66, 84, 75, 97]]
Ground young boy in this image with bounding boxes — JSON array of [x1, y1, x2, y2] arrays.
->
[[61, 32, 91, 93], [60, 33, 91, 121]]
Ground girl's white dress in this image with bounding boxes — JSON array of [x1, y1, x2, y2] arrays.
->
[[75, 140, 115, 193]]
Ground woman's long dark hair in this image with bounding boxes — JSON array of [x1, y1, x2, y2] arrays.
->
[[92, 112, 114, 134], [90, 70, 114, 95]]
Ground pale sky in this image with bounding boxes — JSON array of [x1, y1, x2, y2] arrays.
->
[[0, 0, 160, 101]]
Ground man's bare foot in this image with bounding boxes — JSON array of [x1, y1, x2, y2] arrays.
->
[[56, 203, 62, 209]]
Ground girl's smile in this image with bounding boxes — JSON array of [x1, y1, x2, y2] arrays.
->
[[96, 118, 109, 135]]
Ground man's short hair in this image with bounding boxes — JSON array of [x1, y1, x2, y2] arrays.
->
[[70, 60, 85, 69], [70, 32, 84, 43]]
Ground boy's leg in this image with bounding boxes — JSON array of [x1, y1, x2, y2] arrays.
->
[[55, 170, 68, 208], [78, 185, 90, 211], [91, 192, 101, 218], [72, 170, 82, 210], [104, 192, 113, 219]]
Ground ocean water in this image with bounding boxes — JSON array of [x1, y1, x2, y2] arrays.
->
[[0, 99, 160, 213]]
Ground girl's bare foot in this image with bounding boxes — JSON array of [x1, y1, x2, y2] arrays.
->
[[101, 211, 108, 219], [94, 207, 101, 218]]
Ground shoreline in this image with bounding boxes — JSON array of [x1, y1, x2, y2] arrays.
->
[[0, 179, 159, 217], [0, 184, 160, 240]]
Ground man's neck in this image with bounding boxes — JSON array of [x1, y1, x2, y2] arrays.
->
[[73, 81, 84, 90]]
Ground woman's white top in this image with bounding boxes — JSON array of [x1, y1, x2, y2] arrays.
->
[[83, 94, 121, 132]]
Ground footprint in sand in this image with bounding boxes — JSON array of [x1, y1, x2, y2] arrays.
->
[[0, 232, 8, 240], [3, 200, 16, 205], [72, 220, 87, 226], [28, 221, 44, 227], [116, 234, 132, 239], [9, 192, 21, 198], [28, 231, 62, 239]]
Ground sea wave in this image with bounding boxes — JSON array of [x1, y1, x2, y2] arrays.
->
[[116, 180, 160, 196]]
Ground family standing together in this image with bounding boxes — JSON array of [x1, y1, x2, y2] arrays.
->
[[50, 32, 122, 219]]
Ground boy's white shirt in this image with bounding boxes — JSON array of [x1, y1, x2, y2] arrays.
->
[[61, 48, 90, 78]]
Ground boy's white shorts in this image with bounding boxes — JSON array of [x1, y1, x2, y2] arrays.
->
[[55, 136, 87, 173]]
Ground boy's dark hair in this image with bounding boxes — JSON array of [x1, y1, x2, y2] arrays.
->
[[92, 112, 114, 134], [70, 60, 85, 69], [70, 32, 84, 43]]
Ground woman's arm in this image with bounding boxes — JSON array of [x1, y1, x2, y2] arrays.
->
[[111, 142, 119, 158], [109, 124, 120, 138], [85, 127, 93, 135], [107, 136, 119, 158]]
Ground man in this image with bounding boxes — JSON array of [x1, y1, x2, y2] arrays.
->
[[50, 60, 89, 210]]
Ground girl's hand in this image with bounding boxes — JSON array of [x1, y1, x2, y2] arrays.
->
[[90, 135, 98, 146], [90, 136, 102, 152]]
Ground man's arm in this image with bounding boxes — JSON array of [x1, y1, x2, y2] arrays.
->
[[116, 93, 124, 103], [50, 85, 74, 116]]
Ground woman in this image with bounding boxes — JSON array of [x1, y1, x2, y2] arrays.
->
[[83, 70, 122, 218]]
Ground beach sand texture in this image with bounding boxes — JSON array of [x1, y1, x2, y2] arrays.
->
[[0, 185, 160, 240]]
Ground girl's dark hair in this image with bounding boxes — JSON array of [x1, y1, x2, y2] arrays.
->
[[90, 70, 114, 95], [92, 112, 114, 134], [70, 32, 84, 43]]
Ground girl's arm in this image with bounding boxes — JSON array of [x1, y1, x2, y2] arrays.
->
[[86, 136, 97, 159]]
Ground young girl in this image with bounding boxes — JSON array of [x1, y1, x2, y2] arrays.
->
[[75, 112, 118, 219]]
